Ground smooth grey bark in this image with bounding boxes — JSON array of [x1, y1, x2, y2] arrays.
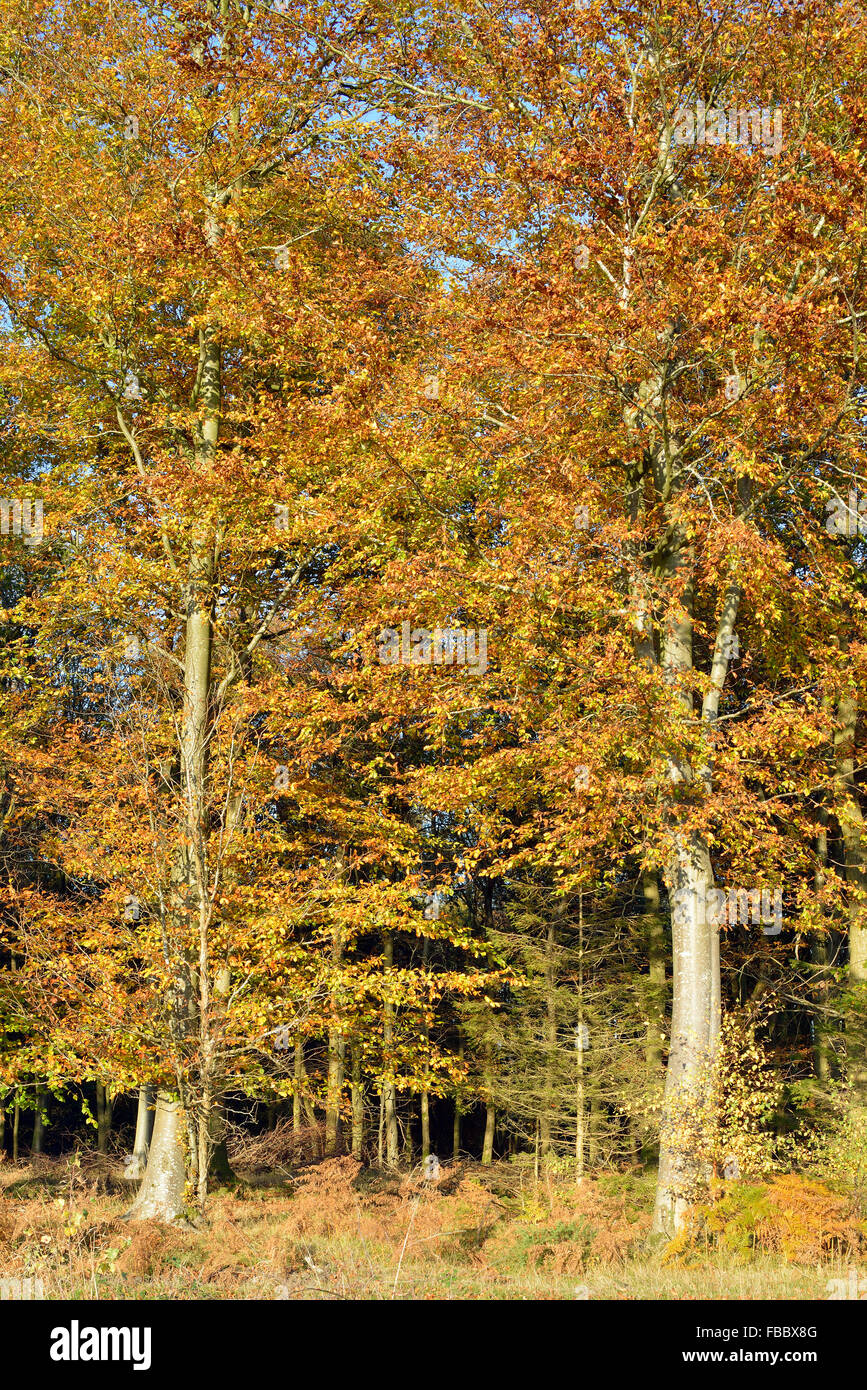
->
[[124, 1085, 154, 1180], [130, 326, 220, 1220], [653, 833, 715, 1232], [125, 1092, 186, 1221], [652, 562, 740, 1233]]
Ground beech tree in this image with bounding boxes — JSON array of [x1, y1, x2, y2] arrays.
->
[[1, 0, 866, 1247], [353, 0, 867, 1227]]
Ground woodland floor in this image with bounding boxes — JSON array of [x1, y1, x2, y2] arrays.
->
[[0, 1148, 856, 1300]]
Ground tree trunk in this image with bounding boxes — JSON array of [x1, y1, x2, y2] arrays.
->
[[132, 328, 219, 1214], [482, 1101, 495, 1165], [206, 963, 236, 1187], [31, 1086, 48, 1155], [642, 870, 667, 1070], [420, 936, 430, 1162], [452, 1033, 463, 1161], [324, 1029, 343, 1157], [652, 834, 716, 1232], [382, 930, 399, 1167], [292, 1044, 320, 1158], [351, 1044, 364, 1159], [541, 916, 557, 1155], [588, 1096, 600, 1167], [207, 1120, 235, 1186], [834, 693, 867, 1112], [480, 882, 497, 1166], [420, 1088, 430, 1164], [125, 1092, 187, 1221], [325, 925, 345, 1157], [124, 1086, 154, 1180], [96, 1082, 112, 1155], [813, 814, 832, 1083], [293, 1040, 303, 1137], [12, 1091, 19, 1163], [652, 565, 736, 1232], [640, 870, 667, 1164]]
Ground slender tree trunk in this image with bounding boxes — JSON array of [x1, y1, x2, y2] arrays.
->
[[813, 814, 832, 1083], [642, 870, 667, 1070], [207, 1115, 235, 1185], [835, 693, 867, 1113], [382, 930, 399, 1167], [351, 1043, 364, 1160], [207, 964, 236, 1186], [325, 924, 345, 1157], [96, 1083, 113, 1155], [291, 1044, 320, 1158], [420, 937, 430, 1162], [482, 1100, 495, 1165], [31, 1086, 48, 1155], [640, 871, 666, 1164], [480, 883, 497, 1165], [12, 1092, 19, 1164], [299, 1056, 320, 1158], [377, 1086, 385, 1168], [452, 1035, 463, 1160], [403, 1113, 414, 1166], [324, 1030, 343, 1156], [588, 1096, 600, 1167], [293, 1040, 303, 1137], [125, 1092, 186, 1221], [124, 1086, 154, 1180], [420, 1089, 430, 1164], [575, 1033, 585, 1181], [540, 916, 557, 1155]]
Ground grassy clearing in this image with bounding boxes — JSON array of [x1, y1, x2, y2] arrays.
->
[[0, 1153, 856, 1300]]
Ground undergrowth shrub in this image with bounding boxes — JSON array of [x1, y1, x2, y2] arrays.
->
[[668, 1175, 867, 1263]]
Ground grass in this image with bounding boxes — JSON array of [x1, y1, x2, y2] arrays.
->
[[0, 1150, 859, 1300]]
